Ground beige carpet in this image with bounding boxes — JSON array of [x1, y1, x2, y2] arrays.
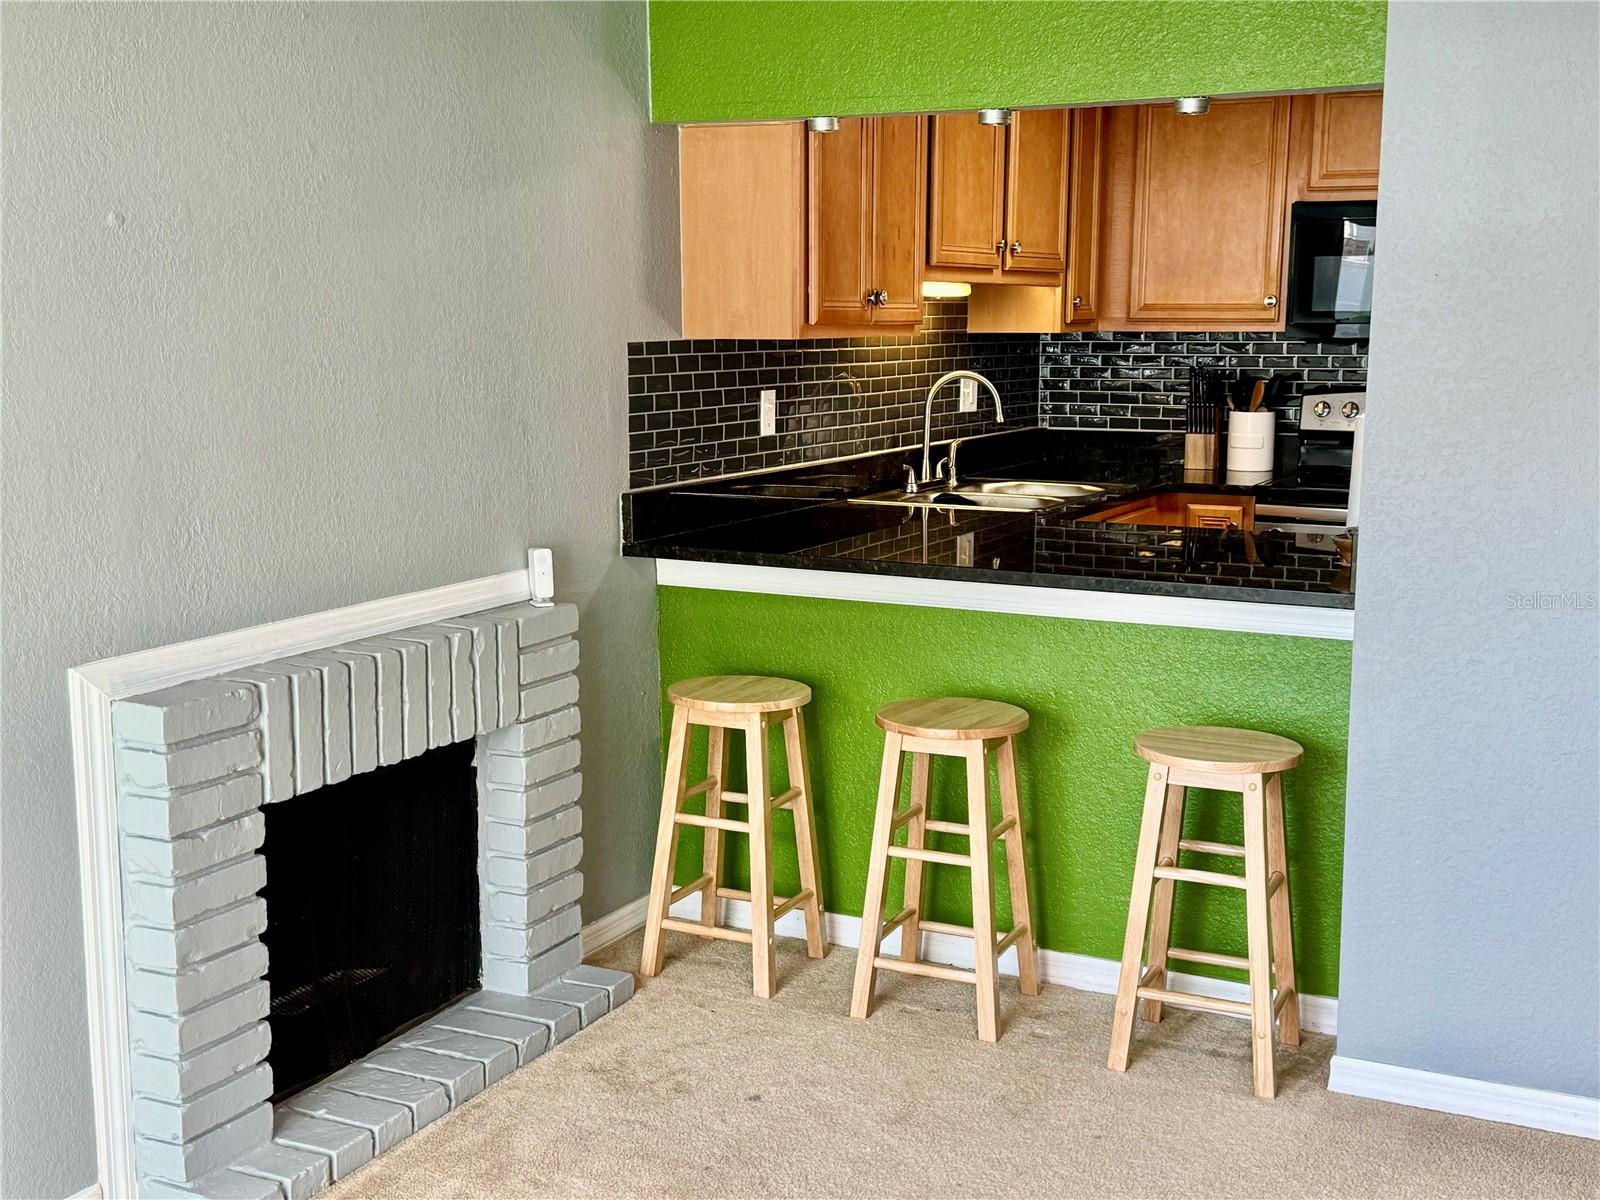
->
[[327, 932, 1597, 1199]]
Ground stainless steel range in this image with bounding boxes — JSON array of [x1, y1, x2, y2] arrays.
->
[[1256, 385, 1365, 527]]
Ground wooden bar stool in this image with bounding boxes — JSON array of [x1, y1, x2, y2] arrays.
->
[[851, 698, 1038, 1042], [640, 675, 826, 998], [1107, 726, 1304, 1098]]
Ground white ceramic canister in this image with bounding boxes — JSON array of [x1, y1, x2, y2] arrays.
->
[[1226, 409, 1276, 474]]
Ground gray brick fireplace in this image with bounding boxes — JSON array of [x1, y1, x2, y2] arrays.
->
[[73, 574, 631, 1199]]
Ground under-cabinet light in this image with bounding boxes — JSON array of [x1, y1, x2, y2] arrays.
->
[[807, 116, 840, 133], [920, 281, 973, 299], [1174, 96, 1211, 115], [977, 108, 1012, 126]]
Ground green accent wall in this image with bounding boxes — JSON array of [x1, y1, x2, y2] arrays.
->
[[658, 588, 1351, 996], [648, 1, 1387, 124]]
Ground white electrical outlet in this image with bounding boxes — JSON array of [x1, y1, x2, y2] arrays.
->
[[758, 389, 777, 437], [959, 377, 978, 412], [956, 532, 975, 566]]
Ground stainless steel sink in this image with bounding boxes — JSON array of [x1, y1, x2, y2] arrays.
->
[[849, 480, 1102, 512], [964, 481, 1106, 499]]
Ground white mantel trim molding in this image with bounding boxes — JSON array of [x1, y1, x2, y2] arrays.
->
[[70, 561, 541, 1200], [652, 558, 1355, 640]]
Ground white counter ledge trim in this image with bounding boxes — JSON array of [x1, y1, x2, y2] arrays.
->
[[653, 558, 1355, 641]]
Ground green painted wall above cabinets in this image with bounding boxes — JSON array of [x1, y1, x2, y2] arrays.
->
[[648, 1, 1388, 124], [657, 588, 1353, 998]]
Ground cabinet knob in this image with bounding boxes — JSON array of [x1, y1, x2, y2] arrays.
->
[[1072, 295, 1083, 309], [1010, 241, 1022, 255], [1264, 294, 1279, 308], [995, 240, 1006, 257], [863, 289, 887, 306]]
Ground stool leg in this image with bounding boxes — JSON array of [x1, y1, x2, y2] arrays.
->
[[1108, 764, 1171, 1071], [898, 752, 930, 964], [746, 714, 776, 999], [851, 731, 904, 1020], [994, 735, 1039, 997], [782, 709, 827, 960], [1242, 774, 1276, 1098], [1140, 781, 1187, 1022], [965, 742, 1001, 1042], [641, 706, 692, 978], [1265, 771, 1301, 1046], [700, 727, 728, 931]]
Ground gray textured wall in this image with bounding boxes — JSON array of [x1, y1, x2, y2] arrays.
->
[[0, 4, 675, 1195], [1339, 2, 1599, 1096]]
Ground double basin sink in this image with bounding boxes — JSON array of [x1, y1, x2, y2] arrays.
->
[[851, 479, 1106, 512]]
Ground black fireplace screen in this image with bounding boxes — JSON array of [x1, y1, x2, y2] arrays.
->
[[262, 739, 481, 1101]]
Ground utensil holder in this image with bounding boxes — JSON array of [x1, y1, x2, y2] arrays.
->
[[1226, 410, 1276, 474]]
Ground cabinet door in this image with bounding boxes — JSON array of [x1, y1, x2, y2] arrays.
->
[[807, 118, 874, 327], [1306, 91, 1383, 194], [1186, 502, 1246, 529], [1063, 107, 1103, 326], [1127, 97, 1291, 327], [1003, 108, 1068, 273], [928, 114, 1004, 269], [869, 115, 926, 324]]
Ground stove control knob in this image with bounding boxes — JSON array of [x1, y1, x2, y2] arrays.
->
[[1341, 400, 1362, 419], [1313, 400, 1332, 418]]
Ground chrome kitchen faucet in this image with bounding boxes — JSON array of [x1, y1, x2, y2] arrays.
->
[[919, 370, 1004, 488]]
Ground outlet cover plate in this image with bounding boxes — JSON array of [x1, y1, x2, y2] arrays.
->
[[958, 378, 978, 412], [758, 389, 777, 437]]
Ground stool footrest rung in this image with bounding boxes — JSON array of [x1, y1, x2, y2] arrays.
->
[[994, 924, 1028, 956], [887, 844, 970, 867], [924, 819, 969, 836], [1135, 985, 1251, 1018], [1267, 871, 1285, 897], [1152, 864, 1246, 890], [1166, 946, 1250, 971], [659, 917, 752, 944], [1178, 838, 1245, 858], [1273, 986, 1296, 1017], [873, 956, 976, 984], [769, 786, 802, 811], [770, 889, 814, 921], [891, 804, 924, 832], [669, 873, 715, 906], [878, 906, 917, 939], [681, 777, 718, 800], [916, 918, 970, 938], [674, 812, 750, 833]]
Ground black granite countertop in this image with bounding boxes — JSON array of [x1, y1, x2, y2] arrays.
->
[[620, 430, 1355, 608]]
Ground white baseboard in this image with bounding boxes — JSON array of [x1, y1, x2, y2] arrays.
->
[[584, 891, 1337, 1034], [1329, 1056, 1600, 1140], [70, 1184, 103, 1200]]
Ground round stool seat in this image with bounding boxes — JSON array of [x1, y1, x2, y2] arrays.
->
[[667, 674, 811, 713], [1134, 725, 1303, 774], [875, 697, 1029, 740]]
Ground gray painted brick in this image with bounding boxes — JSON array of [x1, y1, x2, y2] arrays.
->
[[286, 1088, 411, 1156], [563, 964, 635, 1008], [343, 642, 403, 767], [134, 1062, 273, 1142], [223, 668, 296, 803], [126, 897, 268, 971], [485, 905, 582, 960], [533, 977, 609, 1027], [486, 738, 580, 788], [437, 624, 475, 742], [125, 812, 266, 879], [486, 869, 583, 925], [231, 1140, 331, 1200], [520, 673, 579, 720], [492, 617, 519, 732], [272, 660, 325, 793], [363, 1047, 483, 1105], [118, 731, 262, 793], [128, 941, 270, 1016], [129, 981, 270, 1057], [519, 638, 579, 685], [358, 637, 429, 759], [488, 601, 578, 648], [480, 771, 581, 824], [386, 629, 451, 749], [440, 614, 501, 735], [115, 680, 259, 747], [392, 1028, 517, 1086], [323, 649, 378, 775], [481, 936, 582, 996], [132, 1023, 271, 1102], [125, 854, 267, 927], [428, 1007, 550, 1065], [325, 1066, 448, 1131], [135, 1101, 272, 1186], [464, 991, 582, 1044], [281, 656, 351, 785], [272, 1111, 372, 1181], [485, 837, 582, 892], [483, 804, 582, 857], [145, 1167, 283, 1200], [122, 774, 263, 840], [483, 705, 581, 753]]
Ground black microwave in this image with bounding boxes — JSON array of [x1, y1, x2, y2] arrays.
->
[[1286, 200, 1375, 341]]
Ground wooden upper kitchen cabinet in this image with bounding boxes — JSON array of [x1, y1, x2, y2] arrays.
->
[[1062, 107, 1104, 327], [679, 117, 925, 339], [1123, 97, 1291, 329], [928, 108, 1068, 282], [1293, 90, 1383, 197]]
